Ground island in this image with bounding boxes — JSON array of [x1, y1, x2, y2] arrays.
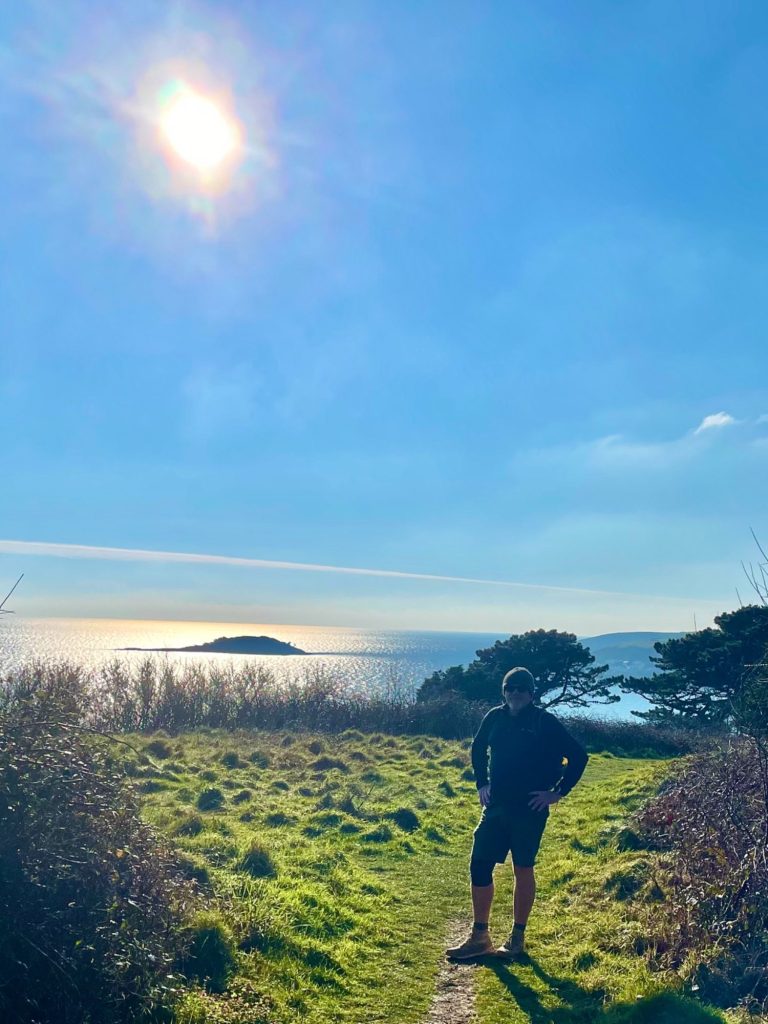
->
[[118, 635, 307, 655]]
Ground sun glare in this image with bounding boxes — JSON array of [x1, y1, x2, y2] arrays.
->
[[158, 83, 240, 175]]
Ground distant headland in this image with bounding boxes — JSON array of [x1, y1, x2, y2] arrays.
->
[[118, 635, 307, 656]]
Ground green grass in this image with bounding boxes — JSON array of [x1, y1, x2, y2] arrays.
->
[[126, 730, 747, 1024]]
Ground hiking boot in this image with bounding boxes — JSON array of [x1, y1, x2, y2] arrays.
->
[[445, 927, 494, 959], [495, 929, 526, 960]]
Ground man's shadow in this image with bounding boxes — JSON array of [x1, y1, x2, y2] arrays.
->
[[482, 954, 726, 1024], [484, 953, 605, 1024]]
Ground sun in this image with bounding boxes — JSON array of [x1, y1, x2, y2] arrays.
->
[[158, 82, 240, 175]]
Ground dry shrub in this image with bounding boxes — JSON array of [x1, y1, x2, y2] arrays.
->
[[635, 736, 768, 1009]]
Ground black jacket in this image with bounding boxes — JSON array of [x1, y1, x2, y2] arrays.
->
[[471, 703, 588, 810]]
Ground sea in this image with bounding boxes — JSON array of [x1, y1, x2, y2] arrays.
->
[[0, 617, 644, 718]]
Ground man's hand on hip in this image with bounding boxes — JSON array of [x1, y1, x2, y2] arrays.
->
[[478, 785, 492, 808], [528, 790, 562, 812]]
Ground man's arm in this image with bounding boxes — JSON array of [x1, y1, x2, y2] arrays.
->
[[551, 720, 589, 797], [470, 710, 494, 789]]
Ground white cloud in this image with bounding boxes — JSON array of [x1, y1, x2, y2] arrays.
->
[[0, 538, 704, 603], [693, 411, 737, 435]]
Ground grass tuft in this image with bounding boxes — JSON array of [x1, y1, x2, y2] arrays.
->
[[239, 841, 277, 878], [196, 787, 225, 812]]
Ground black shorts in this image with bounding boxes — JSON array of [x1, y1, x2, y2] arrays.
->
[[471, 803, 549, 868]]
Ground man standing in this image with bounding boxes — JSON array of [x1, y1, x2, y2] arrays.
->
[[446, 666, 588, 960]]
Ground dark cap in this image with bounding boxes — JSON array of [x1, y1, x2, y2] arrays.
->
[[501, 667, 535, 693]]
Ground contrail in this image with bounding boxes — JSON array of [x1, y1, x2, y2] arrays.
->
[[0, 538, 714, 604]]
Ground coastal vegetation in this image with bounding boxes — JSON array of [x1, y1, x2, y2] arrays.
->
[[0, 676, 723, 1024], [1, 601, 766, 1023]]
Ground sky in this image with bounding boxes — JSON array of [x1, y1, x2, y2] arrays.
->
[[1, 0, 767, 634]]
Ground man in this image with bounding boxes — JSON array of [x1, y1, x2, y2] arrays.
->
[[446, 666, 588, 961]]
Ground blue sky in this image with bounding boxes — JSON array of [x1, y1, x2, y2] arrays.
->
[[1, 0, 767, 633]]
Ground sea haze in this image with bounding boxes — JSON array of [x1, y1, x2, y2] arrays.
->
[[0, 618, 674, 719]]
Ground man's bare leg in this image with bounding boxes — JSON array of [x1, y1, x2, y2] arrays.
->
[[472, 882, 494, 925], [494, 866, 536, 959], [513, 865, 535, 924], [445, 883, 496, 957]]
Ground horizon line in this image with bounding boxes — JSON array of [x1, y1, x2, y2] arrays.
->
[[0, 538, 726, 606]]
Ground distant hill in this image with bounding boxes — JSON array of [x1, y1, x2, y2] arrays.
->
[[581, 631, 682, 678]]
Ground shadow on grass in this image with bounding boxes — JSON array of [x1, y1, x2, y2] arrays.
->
[[485, 955, 727, 1024]]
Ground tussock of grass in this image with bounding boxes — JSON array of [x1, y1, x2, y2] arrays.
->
[[176, 813, 205, 837], [145, 737, 173, 759], [386, 807, 421, 832], [239, 842, 277, 878], [196, 787, 225, 812], [310, 756, 349, 773]]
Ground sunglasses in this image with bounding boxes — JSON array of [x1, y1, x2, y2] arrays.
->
[[504, 684, 532, 694]]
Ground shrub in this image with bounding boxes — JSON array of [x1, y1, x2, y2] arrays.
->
[[307, 739, 325, 755], [196, 788, 225, 812], [0, 689, 197, 1024], [634, 737, 768, 1005], [239, 842, 277, 878], [180, 911, 236, 993], [249, 750, 271, 767], [232, 789, 252, 804]]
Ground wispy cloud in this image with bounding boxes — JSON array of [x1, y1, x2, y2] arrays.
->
[[693, 411, 737, 435], [0, 538, 703, 603]]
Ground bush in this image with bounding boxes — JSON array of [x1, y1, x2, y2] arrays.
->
[[2, 659, 708, 754], [634, 737, 768, 1006], [0, 688, 197, 1024]]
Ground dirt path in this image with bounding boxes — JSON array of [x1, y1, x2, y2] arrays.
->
[[423, 920, 479, 1024]]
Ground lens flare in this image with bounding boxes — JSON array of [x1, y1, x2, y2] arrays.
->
[[158, 82, 240, 174]]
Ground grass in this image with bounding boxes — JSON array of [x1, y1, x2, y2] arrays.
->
[[126, 729, 749, 1024]]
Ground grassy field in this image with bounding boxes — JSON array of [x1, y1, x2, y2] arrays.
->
[[126, 728, 744, 1024]]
